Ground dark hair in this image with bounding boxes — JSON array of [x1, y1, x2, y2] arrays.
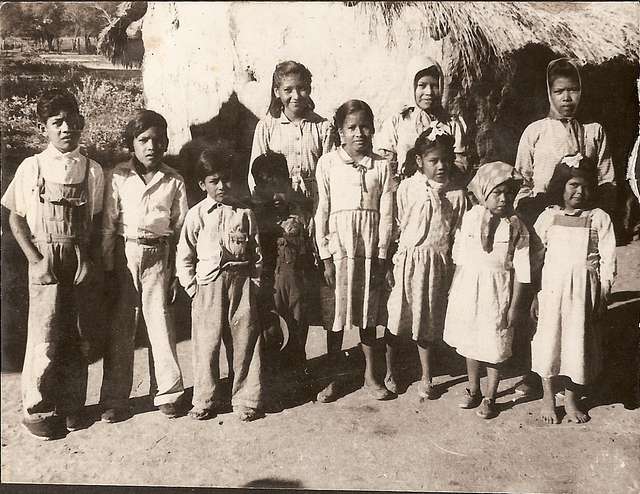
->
[[413, 66, 440, 89], [196, 143, 235, 182], [548, 59, 580, 87], [36, 88, 80, 122], [268, 60, 315, 118], [124, 110, 169, 152], [414, 128, 455, 158], [546, 156, 596, 207], [333, 99, 375, 146], [251, 151, 289, 183]]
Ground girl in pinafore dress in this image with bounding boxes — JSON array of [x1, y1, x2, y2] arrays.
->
[[531, 155, 616, 424], [443, 162, 530, 419], [384, 125, 467, 399], [314, 100, 395, 402]]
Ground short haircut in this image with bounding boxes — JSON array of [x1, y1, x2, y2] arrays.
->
[[251, 151, 289, 183], [196, 142, 235, 183], [546, 155, 597, 207], [124, 109, 169, 152], [548, 59, 580, 87], [333, 99, 375, 146], [36, 88, 80, 123]]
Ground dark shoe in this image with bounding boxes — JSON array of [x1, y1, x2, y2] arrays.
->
[[316, 381, 339, 403], [188, 407, 216, 421], [66, 410, 90, 431], [158, 402, 181, 419], [22, 418, 65, 441], [101, 407, 132, 424], [476, 398, 499, 419], [458, 388, 483, 409]]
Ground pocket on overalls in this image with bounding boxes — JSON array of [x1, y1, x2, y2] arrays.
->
[[29, 251, 57, 285]]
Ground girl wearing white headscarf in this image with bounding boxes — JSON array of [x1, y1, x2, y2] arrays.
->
[[375, 56, 468, 180]]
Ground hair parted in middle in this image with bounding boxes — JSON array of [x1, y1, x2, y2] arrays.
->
[[333, 99, 375, 146], [268, 60, 315, 118]]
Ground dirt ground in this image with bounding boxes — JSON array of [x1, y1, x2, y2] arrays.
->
[[1, 242, 639, 493]]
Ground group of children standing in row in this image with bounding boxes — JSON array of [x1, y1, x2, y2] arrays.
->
[[3, 56, 617, 440]]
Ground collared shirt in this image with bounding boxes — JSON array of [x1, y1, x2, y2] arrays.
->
[[515, 118, 615, 205], [248, 111, 334, 191], [1, 144, 104, 232], [102, 158, 188, 270], [375, 107, 467, 172], [314, 147, 394, 260], [176, 196, 262, 297]]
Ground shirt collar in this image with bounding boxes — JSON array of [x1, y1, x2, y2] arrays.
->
[[43, 143, 82, 161], [337, 146, 374, 169], [203, 195, 224, 213], [277, 110, 322, 125]]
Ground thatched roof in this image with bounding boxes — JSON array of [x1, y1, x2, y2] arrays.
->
[[98, 1, 147, 65], [120, 1, 638, 153]]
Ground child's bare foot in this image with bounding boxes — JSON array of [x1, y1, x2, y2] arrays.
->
[[188, 407, 215, 421], [363, 381, 394, 401], [417, 379, 438, 400], [458, 388, 483, 409], [476, 398, 498, 419], [384, 373, 399, 395], [316, 381, 339, 403], [565, 389, 590, 423], [540, 396, 559, 425]]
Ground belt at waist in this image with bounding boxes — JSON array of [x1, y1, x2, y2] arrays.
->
[[123, 235, 169, 246], [34, 233, 87, 244]]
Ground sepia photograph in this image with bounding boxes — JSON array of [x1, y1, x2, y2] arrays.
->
[[1, 1, 639, 492]]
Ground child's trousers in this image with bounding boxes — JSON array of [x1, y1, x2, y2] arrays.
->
[[22, 241, 91, 423], [100, 238, 184, 409], [191, 270, 263, 411]]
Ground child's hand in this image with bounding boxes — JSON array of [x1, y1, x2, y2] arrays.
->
[[530, 293, 540, 323], [168, 277, 179, 304], [323, 258, 336, 288], [385, 265, 395, 290]]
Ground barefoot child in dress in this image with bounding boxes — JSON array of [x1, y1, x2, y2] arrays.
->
[[531, 155, 616, 424], [314, 100, 395, 402], [2, 89, 104, 439], [385, 126, 467, 398], [177, 145, 264, 422], [443, 162, 530, 419]]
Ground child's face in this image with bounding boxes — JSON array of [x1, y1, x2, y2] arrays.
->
[[339, 110, 374, 157], [43, 110, 84, 153], [415, 74, 440, 112], [485, 183, 516, 217], [550, 76, 580, 118], [416, 146, 450, 183], [200, 172, 231, 203], [133, 126, 168, 169], [274, 74, 311, 118], [563, 176, 591, 210]]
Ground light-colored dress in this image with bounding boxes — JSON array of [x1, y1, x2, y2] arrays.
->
[[514, 118, 614, 206], [315, 147, 394, 331], [443, 205, 530, 364], [531, 206, 616, 385], [386, 173, 466, 341]]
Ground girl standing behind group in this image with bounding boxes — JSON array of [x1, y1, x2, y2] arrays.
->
[[314, 100, 395, 402], [444, 162, 530, 419], [385, 126, 467, 399], [531, 155, 616, 424], [248, 60, 334, 213], [376, 56, 468, 181]]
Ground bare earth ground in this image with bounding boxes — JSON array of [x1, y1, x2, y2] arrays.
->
[[1, 241, 639, 493]]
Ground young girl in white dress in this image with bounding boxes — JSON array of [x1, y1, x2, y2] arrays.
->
[[385, 125, 467, 399], [443, 162, 530, 419], [531, 155, 616, 424], [314, 100, 395, 402]]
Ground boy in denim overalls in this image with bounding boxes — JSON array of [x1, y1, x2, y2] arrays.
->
[[2, 89, 105, 439]]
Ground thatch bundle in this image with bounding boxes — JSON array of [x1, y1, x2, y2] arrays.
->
[[97, 1, 147, 68]]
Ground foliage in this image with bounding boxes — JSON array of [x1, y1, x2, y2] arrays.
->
[[0, 56, 143, 174]]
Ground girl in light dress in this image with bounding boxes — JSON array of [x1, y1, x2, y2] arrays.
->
[[443, 162, 530, 419], [384, 125, 467, 399], [531, 155, 616, 424], [314, 100, 395, 402]]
